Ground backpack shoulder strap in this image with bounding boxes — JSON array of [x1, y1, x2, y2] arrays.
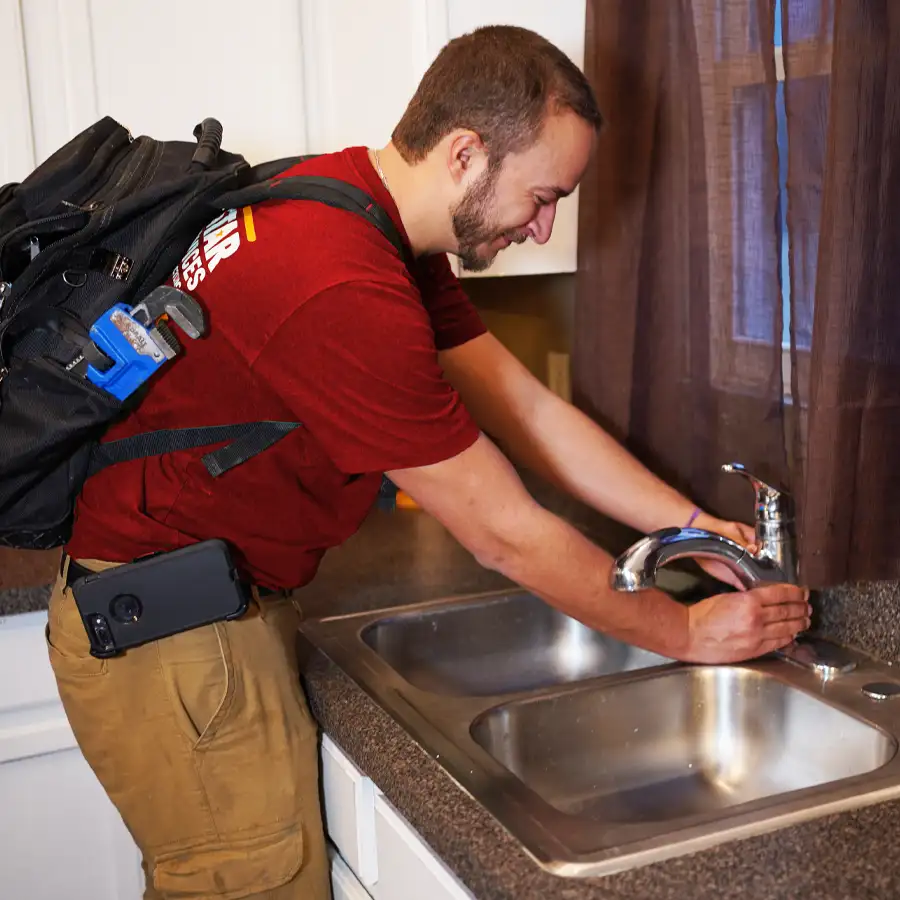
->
[[87, 422, 301, 481], [244, 155, 318, 182], [216, 175, 410, 263]]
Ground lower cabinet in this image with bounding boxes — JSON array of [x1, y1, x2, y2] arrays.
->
[[0, 611, 144, 900], [330, 845, 375, 900], [321, 733, 476, 900], [371, 789, 475, 900], [0, 612, 475, 900]]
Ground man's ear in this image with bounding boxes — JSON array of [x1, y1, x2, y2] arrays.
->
[[444, 130, 489, 186]]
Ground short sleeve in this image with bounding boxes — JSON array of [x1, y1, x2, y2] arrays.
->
[[253, 279, 481, 474], [415, 254, 487, 351]]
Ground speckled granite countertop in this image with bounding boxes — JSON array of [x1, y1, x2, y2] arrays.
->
[[0, 584, 52, 616], [7, 481, 900, 898]]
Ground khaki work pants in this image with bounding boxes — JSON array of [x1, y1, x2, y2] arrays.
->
[[45, 557, 331, 900]]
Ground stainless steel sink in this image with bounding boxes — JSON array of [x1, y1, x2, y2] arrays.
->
[[299, 588, 900, 877], [471, 666, 893, 823], [361, 591, 670, 695]]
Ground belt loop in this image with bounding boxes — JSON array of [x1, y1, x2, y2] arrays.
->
[[250, 586, 267, 620]]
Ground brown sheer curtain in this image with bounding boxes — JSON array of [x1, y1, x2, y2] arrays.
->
[[574, 0, 787, 526], [787, 0, 900, 586]]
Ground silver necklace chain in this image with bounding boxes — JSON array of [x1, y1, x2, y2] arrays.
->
[[373, 149, 393, 198]]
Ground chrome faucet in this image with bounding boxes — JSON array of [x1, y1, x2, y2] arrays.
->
[[611, 463, 796, 592], [610, 462, 857, 678]]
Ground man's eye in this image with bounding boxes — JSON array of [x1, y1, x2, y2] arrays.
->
[[535, 196, 550, 207]]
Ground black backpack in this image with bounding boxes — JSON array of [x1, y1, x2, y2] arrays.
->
[[0, 116, 408, 550]]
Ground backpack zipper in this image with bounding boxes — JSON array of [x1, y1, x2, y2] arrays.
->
[[0, 210, 89, 284], [0, 138, 156, 280], [0, 139, 160, 317], [91, 138, 159, 209]]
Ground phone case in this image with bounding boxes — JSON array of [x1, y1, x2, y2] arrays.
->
[[70, 539, 250, 658]]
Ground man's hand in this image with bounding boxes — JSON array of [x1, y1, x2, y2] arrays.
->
[[683, 583, 811, 664], [690, 513, 759, 589]]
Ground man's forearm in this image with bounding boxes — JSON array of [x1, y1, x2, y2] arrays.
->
[[389, 432, 805, 667], [388, 433, 691, 658], [476, 499, 691, 658], [441, 335, 699, 534], [492, 384, 697, 534]]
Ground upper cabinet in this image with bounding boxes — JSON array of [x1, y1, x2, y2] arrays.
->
[[1, 0, 587, 277], [298, 0, 446, 154], [19, 0, 310, 167], [0, 0, 36, 184]]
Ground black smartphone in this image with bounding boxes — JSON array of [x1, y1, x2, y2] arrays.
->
[[70, 539, 251, 658]]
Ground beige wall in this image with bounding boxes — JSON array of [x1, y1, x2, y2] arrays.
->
[[462, 273, 575, 385]]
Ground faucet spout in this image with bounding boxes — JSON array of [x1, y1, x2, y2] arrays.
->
[[611, 526, 787, 593]]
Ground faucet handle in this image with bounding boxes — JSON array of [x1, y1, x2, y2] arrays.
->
[[721, 462, 793, 523]]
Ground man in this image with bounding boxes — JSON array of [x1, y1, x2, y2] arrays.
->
[[46, 24, 809, 900]]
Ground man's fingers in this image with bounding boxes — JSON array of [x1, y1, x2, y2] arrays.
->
[[760, 602, 810, 625], [748, 584, 810, 608], [762, 618, 810, 641]]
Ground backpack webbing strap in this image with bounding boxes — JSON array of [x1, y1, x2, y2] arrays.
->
[[216, 175, 412, 265], [87, 422, 301, 480]]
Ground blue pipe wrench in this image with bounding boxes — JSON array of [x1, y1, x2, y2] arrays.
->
[[85, 287, 206, 401]]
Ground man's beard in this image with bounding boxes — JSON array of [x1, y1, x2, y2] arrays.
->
[[451, 167, 503, 273]]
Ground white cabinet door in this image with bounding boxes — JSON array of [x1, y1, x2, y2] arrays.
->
[[321, 740, 475, 900], [0, 0, 37, 183], [299, 0, 446, 154], [447, 0, 588, 278], [321, 733, 378, 888], [0, 612, 144, 900], [371, 791, 475, 900], [20, 0, 311, 166], [331, 845, 375, 900]]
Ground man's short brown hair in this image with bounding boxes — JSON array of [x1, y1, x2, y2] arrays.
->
[[392, 25, 603, 165]]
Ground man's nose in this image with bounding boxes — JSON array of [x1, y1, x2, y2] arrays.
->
[[527, 202, 557, 245]]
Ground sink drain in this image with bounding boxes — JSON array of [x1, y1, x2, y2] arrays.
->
[[861, 682, 900, 701]]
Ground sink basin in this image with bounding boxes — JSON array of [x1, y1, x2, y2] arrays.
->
[[361, 591, 670, 696], [471, 666, 895, 824], [301, 588, 900, 877]]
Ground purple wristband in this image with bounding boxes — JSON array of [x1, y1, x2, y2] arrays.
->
[[686, 507, 702, 527]]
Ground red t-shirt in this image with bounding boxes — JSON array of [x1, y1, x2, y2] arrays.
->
[[66, 147, 486, 589]]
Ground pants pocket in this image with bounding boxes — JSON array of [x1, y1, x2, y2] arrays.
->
[[45, 575, 108, 678], [157, 622, 235, 750], [152, 823, 304, 900]]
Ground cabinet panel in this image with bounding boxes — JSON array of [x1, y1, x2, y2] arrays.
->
[[321, 733, 379, 887], [21, 0, 98, 167], [300, 0, 442, 154], [82, 0, 309, 164], [0, 612, 144, 900], [448, 0, 586, 64], [1, 747, 144, 900], [0, 0, 36, 183], [331, 845, 375, 900], [371, 792, 475, 900]]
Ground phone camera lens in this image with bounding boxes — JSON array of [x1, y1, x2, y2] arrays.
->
[[110, 594, 142, 624]]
